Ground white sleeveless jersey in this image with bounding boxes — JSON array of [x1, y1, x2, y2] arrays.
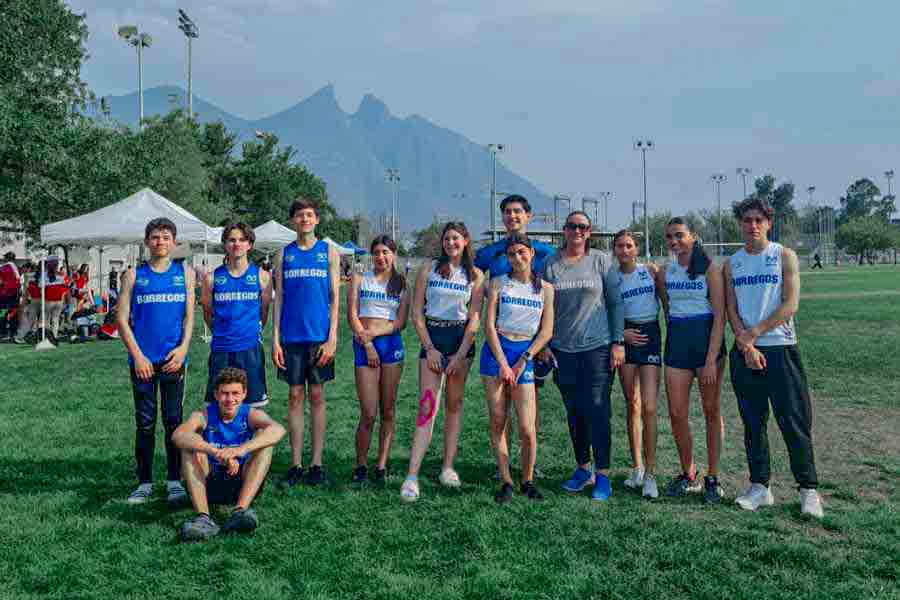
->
[[358, 271, 401, 321], [496, 275, 544, 337], [618, 264, 659, 323], [665, 262, 712, 318], [424, 261, 473, 321], [729, 243, 796, 346]]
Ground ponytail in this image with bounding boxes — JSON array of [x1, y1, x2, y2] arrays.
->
[[687, 240, 711, 280]]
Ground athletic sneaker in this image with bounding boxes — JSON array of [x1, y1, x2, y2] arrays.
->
[[351, 465, 369, 486], [181, 514, 220, 542], [166, 480, 188, 507], [561, 467, 595, 493], [438, 468, 462, 488], [494, 482, 514, 505], [799, 488, 824, 519], [277, 466, 306, 490], [400, 477, 419, 503], [222, 507, 259, 534], [592, 473, 613, 502], [735, 483, 775, 511], [642, 474, 659, 499], [624, 466, 645, 490], [126, 483, 153, 505], [305, 465, 329, 487], [703, 475, 724, 505], [372, 467, 387, 487], [521, 480, 543, 501], [666, 472, 702, 497]]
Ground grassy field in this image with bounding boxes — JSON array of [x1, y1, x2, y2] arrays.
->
[[0, 265, 898, 600]]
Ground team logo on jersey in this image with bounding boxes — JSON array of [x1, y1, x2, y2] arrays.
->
[[246, 274, 258, 285], [394, 350, 404, 361], [172, 275, 185, 286], [765, 255, 778, 266], [731, 260, 742, 270], [317, 252, 328, 262], [215, 276, 227, 286], [647, 354, 661, 364], [639, 270, 650, 280], [136, 278, 150, 287], [284, 254, 295, 263]]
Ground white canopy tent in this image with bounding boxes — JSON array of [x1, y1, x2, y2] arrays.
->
[[323, 237, 355, 256], [253, 220, 295, 253]]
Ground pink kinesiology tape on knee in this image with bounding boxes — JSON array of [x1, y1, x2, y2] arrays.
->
[[416, 389, 437, 427]]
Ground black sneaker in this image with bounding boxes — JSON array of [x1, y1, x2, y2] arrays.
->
[[521, 480, 543, 501], [277, 466, 305, 490], [181, 514, 220, 542], [494, 482, 514, 505], [222, 507, 258, 534], [351, 465, 369, 487], [666, 472, 702, 497], [703, 475, 724, 505], [305, 465, 329, 487], [372, 467, 387, 487]]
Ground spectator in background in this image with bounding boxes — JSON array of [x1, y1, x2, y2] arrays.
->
[[15, 256, 69, 344], [109, 266, 120, 293], [0, 252, 21, 341]]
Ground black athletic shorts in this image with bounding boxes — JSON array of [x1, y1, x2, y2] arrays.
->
[[206, 343, 268, 407], [277, 342, 335, 386], [419, 320, 476, 361], [206, 464, 266, 506], [624, 320, 662, 366], [664, 315, 725, 370]]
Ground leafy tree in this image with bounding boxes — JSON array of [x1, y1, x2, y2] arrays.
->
[[698, 208, 741, 249], [627, 210, 705, 257], [835, 216, 894, 265], [838, 178, 895, 225], [411, 221, 445, 257], [752, 175, 796, 242], [197, 120, 237, 210]]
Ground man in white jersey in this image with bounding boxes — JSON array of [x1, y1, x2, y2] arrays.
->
[[724, 197, 823, 518]]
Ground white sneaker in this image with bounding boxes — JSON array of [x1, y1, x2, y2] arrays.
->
[[166, 480, 188, 506], [642, 474, 659, 499], [438, 468, 461, 488], [624, 466, 645, 489], [127, 483, 153, 505], [735, 483, 775, 511], [400, 477, 420, 503], [799, 488, 824, 519]]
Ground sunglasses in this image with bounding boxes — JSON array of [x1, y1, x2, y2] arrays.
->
[[564, 222, 590, 232]]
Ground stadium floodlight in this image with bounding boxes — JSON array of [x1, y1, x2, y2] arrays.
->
[[487, 144, 505, 241], [386, 169, 401, 241], [177, 10, 199, 119], [633, 138, 654, 259], [710, 174, 728, 256], [736, 167, 752, 198], [118, 25, 152, 128]]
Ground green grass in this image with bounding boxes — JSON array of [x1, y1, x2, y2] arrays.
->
[[0, 266, 898, 599]]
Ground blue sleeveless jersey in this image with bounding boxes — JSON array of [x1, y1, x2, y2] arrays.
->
[[203, 403, 253, 469], [475, 237, 557, 279], [211, 263, 262, 353], [130, 260, 187, 364], [280, 239, 332, 343]]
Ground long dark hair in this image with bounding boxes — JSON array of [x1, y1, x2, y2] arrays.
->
[[436, 222, 475, 283], [561, 210, 592, 254], [370, 235, 405, 297], [666, 216, 710, 280], [506, 232, 542, 293]]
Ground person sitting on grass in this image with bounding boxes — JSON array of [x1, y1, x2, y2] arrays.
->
[[173, 367, 286, 542]]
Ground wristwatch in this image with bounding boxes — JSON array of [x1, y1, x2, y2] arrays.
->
[[613, 339, 625, 345], [522, 350, 533, 361]]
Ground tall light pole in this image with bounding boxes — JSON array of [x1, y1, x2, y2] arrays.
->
[[711, 173, 727, 256], [736, 167, 752, 199], [488, 144, 505, 241], [885, 170, 895, 198], [386, 168, 400, 241], [177, 10, 198, 119], [117, 26, 152, 129], [553, 195, 571, 231], [599, 191, 612, 230], [581, 197, 599, 228], [807, 185, 816, 206], [634, 138, 654, 259]]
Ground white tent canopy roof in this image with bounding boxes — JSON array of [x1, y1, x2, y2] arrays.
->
[[252, 220, 296, 252], [40, 187, 215, 246]]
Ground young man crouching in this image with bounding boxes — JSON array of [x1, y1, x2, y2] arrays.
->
[[173, 367, 286, 542]]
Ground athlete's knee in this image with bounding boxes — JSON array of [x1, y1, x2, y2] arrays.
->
[[307, 386, 325, 409], [381, 404, 396, 424], [641, 397, 658, 420], [288, 386, 305, 408], [701, 398, 721, 419], [668, 405, 690, 422], [358, 411, 377, 433], [490, 412, 508, 435]]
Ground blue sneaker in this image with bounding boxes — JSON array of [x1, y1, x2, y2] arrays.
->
[[592, 473, 612, 502], [561, 467, 595, 493]]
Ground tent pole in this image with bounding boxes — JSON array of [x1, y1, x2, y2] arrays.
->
[[202, 242, 210, 343], [35, 257, 55, 351]]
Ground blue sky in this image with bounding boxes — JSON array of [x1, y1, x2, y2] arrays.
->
[[71, 1, 900, 226]]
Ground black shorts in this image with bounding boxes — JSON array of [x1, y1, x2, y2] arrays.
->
[[624, 320, 662, 366], [664, 316, 725, 370], [419, 320, 476, 361], [206, 465, 265, 506], [277, 342, 335, 386], [0, 293, 19, 310], [206, 343, 268, 407]]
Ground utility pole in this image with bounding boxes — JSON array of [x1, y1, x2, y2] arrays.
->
[[634, 139, 654, 260], [710, 173, 727, 256], [736, 167, 752, 199], [385, 169, 400, 241], [177, 10, 199, 119], [117, 26, 153, 129], [487, 144, 504, 241]]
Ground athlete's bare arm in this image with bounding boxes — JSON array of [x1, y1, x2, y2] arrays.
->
[[724, 258, 767, 370], [271, 249, 286, 370], [446, 267, 484, 376], [317, 245, 341, 366], [484, 278, 512, 382], [218, 409, 286, 461], [162, 264, 195, 373], [116, 267, 153, 381], [702, 263, 726, 385], [259, 268, 272, 328], [172, 410, 218, 455], [654, 263, 670, 317], [747, 247, 800, 338], [200, 270, 214, 330], [346, 272, 368, 341]]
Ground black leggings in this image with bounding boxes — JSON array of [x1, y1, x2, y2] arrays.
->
[[131, 365, 185, 483], [553, 345, 614, 470]]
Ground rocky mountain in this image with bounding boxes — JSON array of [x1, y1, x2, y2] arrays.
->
[[102, 84, 548, 233]]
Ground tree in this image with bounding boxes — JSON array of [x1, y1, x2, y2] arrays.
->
[[626, 210, 705, 257], [838, 178, 895, 225], [197, 121, 237, 210], [752, 175, 796, 243], [411, 221, 445, 257], [835, 216, 894, 265]]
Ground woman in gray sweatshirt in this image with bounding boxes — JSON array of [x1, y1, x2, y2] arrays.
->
[[542, 210, 625, 501]]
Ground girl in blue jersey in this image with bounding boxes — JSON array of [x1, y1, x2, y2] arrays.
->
[[400, 222, 484, 502], [613, 230, 665, 499], [660, 217, 726, 504], [201, 223, 272, 409], [347, 235, 410, 486], [482, 233, 555, 503]]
